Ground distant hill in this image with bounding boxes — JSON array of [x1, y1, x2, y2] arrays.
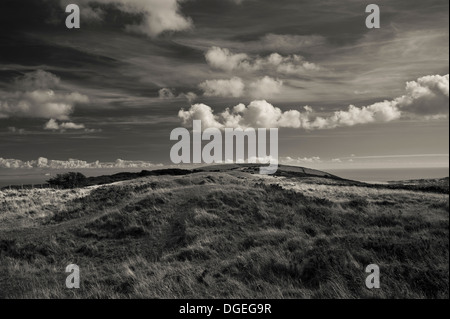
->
[[194, 163, 344, 180], [1, 164, 344, 190], [2, 164, 448, 194]]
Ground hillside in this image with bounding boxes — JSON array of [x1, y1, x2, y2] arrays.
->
[[0, 165, 448, 298]]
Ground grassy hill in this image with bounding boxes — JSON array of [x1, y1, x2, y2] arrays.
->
[[0, 165, 448, 298]]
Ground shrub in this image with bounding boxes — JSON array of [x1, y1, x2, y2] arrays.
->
[[47, 172, 87, 189]]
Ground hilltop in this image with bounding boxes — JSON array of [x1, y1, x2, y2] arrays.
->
[[0, 165, 448, 298]]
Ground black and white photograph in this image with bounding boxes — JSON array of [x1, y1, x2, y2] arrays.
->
[[0, 0, 448, 302]]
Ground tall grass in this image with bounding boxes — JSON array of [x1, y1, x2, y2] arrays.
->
[[0, 172, 448, 298]]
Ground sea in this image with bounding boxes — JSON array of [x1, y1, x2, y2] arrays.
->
[[0, 168, 145, 188], [326, 167, 449, 183], [0, 167, 448, 188]]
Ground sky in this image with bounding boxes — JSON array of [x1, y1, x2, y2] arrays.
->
[[0, 0, 448, 171]]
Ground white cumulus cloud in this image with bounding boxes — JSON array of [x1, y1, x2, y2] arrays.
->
[[205, 46, 320, 75], [178, 73, 449, 130], [0, 70, 89, 120], [396, 74, 449, 115], [178, 103, 224, 129], [0, 157, 163, 169], [205, 47, 251, 72], [179, 100, 308, 129], [249, 76, 283, 99], [44, 119, 86, 130], [199, 77, 245, 98], [198, 76, 282, 99]]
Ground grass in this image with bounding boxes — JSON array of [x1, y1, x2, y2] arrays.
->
[[0, 168, 448, 299]]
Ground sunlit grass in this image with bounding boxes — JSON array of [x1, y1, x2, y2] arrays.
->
[[0, 171, 448, 298]]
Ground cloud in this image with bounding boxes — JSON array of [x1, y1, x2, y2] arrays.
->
[[44, 119, 86, 130], [80, 6, 104, 22], [268, 53, 320, 74], [396, 74, 449, 115], [254, 34, 327, 54], [44, 119, 60, 130], [198, 76, 281, 99], [204, 47, 320, 75], [224, 100, 291, 128], [7, 127, 26, 134], [179, 99, 398, 130], [312, 101, 402, 129], [159, 88, 197, 102], [312, 73, 448, 129], [179, 100, 308, 129], [178, 103, 224, 129], [44, 119, 102, 134], [199, 77, 245, 97], [205, 47, 250, 72], [0, 70, 89, 120], [178, 73, 449, 130], [83, 128, 103, 133], [249, 76, 283, 99], [0, 157, 163, 169], [14, 69, 60, 90], [179, 92, 197, 103], [159, 88, 176, 99], [62, 0, 192, 37], [282, 156, 322, 164]]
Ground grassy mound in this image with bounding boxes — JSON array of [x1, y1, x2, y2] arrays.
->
[[0, 170, 448, 298]]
